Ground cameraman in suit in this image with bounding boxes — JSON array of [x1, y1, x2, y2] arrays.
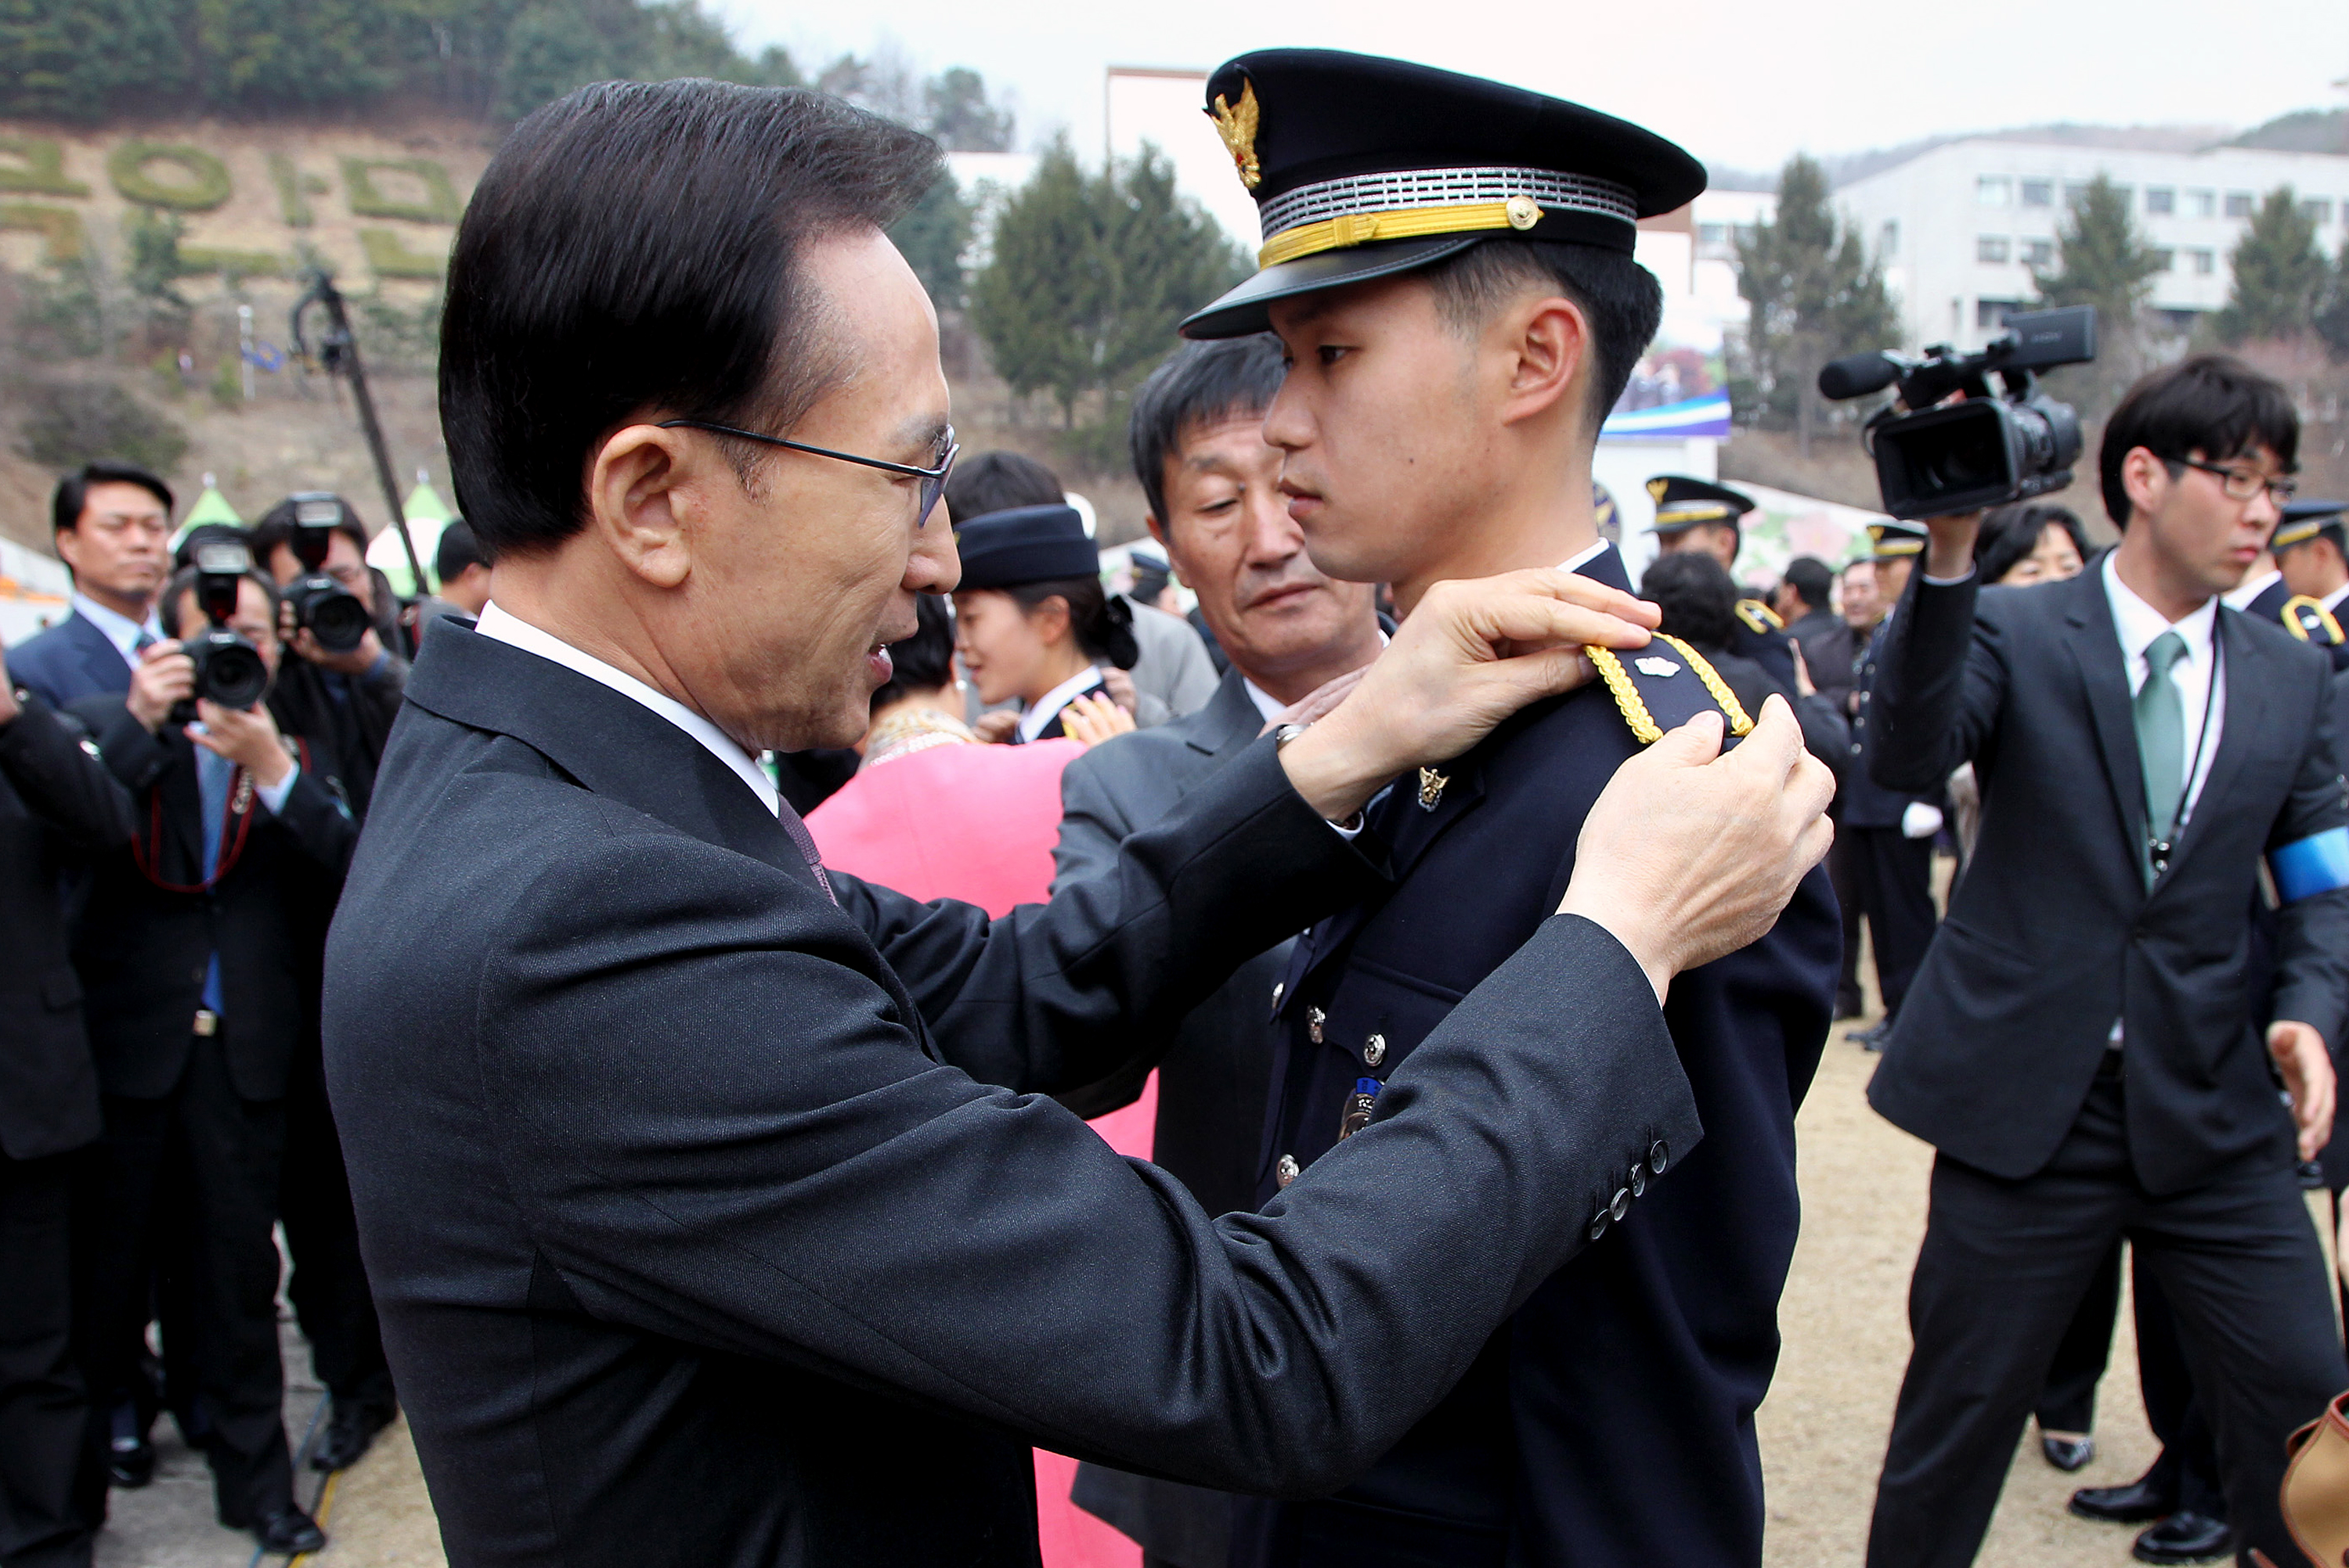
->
[[1052, 333, 1387, 1568], [1864, 354, 2349, 1568]]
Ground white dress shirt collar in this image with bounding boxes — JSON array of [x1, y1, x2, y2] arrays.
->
[[73, 593, 162, 666], [1017, 666, 1105, 744], [472, 601, 781, 819], [1557, 539, 1610, 575], [2100, 551, 2225, 825], [2102, 551, 2218, 673]]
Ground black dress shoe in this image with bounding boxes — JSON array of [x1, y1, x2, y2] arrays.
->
[[2133, 1510, 2232, 1563], [2041, 1433, 2095, 1472], [1850, 1021, 1889, 1051], [312, 1398, 398, 1472], [106, 1433, 155, 1488], [2070, 1476, 2177, 1524], [253, 1504, 327, 1556]]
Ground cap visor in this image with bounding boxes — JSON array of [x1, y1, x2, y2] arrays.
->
[[1179, 236, 1484, 339]]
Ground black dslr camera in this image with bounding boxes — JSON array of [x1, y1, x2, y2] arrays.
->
[[282, 492, 373, 654], [1817, 305, 2098, 519], [174, 540, 272, 723]]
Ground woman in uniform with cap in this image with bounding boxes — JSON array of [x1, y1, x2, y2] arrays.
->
[[951, 502, 1143, 744]]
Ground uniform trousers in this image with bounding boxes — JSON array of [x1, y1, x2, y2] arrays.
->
[[71, 1031, 295, 1526], [1867, 1066, 2343, 1567], [1828, 829, 1867, 1017], [0, 1154, 94, 1568], [279, 1041, 393, 1415], [1840, 826, 1936, 1022]]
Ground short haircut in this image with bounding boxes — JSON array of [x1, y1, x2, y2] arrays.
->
[[1424, 240, 1664, 431], [870, 593, 954, 710], [161, 564, 281, 639], [251, 495, 369, 570], [1128, 335, 1286, 527], [435, 519, 485, 582], [1639, 550, 1737, 649], [441, 79, 942, 561], [1976, 502, 2091, 586], [53, 463, 173, 534], [2099, 354, 2298, 529], [944, 450, 1062, 522], [1781, 557, 1833, 611]]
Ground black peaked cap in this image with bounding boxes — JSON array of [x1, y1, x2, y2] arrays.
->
[[1646, 475, 1754, 533]]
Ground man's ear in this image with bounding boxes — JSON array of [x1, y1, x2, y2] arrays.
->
[[1496, 294, 1590, 431], [2120, 446, 2171, 528], [587, 424, 703, 589]]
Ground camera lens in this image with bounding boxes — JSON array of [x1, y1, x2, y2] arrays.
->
[[193, 633, 270, 711], [294, 575, 371, 653]]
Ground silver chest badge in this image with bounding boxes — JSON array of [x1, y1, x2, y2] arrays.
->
[[1634, 656, 1681, 678]]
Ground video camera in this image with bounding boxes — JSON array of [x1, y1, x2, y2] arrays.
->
[[1817, 305, 2098, 520], [282, 492, 373, 654], [174, 540, 272, 723]]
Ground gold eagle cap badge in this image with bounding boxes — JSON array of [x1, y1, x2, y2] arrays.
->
[[1208, 79, 1262, 190], [1646, 478, 1670, 505]]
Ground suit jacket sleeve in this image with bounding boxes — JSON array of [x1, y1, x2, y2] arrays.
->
[[1040, 741, 1155, 1118], [832, 738, 1374, 1098], [0, 695, 136, 849], [2265, 663, 2349, 1043], [263, 765, 360, 878], [1871, 573, 2008, 793]]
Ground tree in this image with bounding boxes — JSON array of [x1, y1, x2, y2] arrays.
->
[[2032, 172, 2164, 413], [1733, 153, 1897, 451], [891, 176, 972, 310], [926, 67, 1012, 153], [2318, 236, 2349, 362], [2217, 186, 2325, 344]]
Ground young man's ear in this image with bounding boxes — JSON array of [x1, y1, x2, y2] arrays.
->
[[1498, 295, 1591, 431]]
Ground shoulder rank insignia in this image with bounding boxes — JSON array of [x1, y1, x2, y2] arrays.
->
[[2283, 594, 2345, 647], [1587, 634, 1756, 746], [1207, 79, 1261, 190], [1734, 598, 1784, 633], [1417, 766, 1448, 810]]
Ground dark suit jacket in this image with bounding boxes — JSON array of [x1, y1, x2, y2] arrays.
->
[[1867, 557, 2349, 1193], [1841, 604, 1938, 831], [0, 693, 135, 1159], [9, 610, 134, 710], [1252, 545, 1841, 1567], [68, 697, 359, 1102], [323, 622, 1702, 1568], [1786, 606, 1856, 710]]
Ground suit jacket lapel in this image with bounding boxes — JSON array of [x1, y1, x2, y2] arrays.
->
[[74, 615, 132, 696], [2164, 607, 2264, 882], [1191, 672, 1268, 763], [2058, 568, 2149, 860]]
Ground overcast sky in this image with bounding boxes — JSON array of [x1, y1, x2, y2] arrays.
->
[[723, 0, 2348, 173]]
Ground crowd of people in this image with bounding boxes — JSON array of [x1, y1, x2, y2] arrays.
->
[[5, 44, 2349, 1568]]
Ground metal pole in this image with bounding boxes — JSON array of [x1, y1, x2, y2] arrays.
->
[[292, 271, 428, 594], [237, 305, 254, 402]]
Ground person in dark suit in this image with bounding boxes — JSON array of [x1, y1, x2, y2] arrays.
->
[[7, 465, 173, 711], [69, 561, 359, 1557], [0, 650, 135, 1568], [2241, 499, 2349, 669], [1863, 354, 2349, 1568], [1177, 51, 1841, 1568], [323, 77, 1835, 1568], [1646, 474, 1801, 688], [1841, 518, 1945, 1051], [1054, 333, 1387, 1568], [1640, 551, 1849, 766], [1779, 555, 1855, 713]]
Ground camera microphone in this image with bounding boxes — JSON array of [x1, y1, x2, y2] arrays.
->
[[1817, 352, 1903, 401]]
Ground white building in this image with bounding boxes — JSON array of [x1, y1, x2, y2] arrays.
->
[[1834, 138, 2349, 353]]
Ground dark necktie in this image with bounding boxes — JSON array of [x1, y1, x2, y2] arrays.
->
[[775, 801, 837, 905]]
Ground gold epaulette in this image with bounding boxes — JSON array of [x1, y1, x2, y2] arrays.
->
[[1586, 634, 1757, 745], [2282, 594, 2346, 647], [1734, 598, 1783, 633]]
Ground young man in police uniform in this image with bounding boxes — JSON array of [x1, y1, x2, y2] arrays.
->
[[1178, 49, 1840, 1568], [2243, 498, 2349, 668], [1647, 474, 1799, 687]]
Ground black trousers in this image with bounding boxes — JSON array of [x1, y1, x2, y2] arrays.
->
[[280, 1040, 392, 1411], [1867, 1069, 2344, 1567], [2033, 1238, 2118, 1434], [1842, 826, 1936, 1021], [1829, 830, 1866, 1017], [71, 1033, 295, 1526], [0, 1153, 96, 1568]]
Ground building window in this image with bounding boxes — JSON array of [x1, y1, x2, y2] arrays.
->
[[2187, 189, 2216, 217], [2156, 307, 2206, 337], [2063, 182, 2091, 209], [2021, 238, 2056, 269], [2188, 248, 2216, 275], [1977, 298, 2024, 329], [1976, 175, 2012, 207], [2225, 191, 2254, 218], [2302, 198, 2334, 225], [2019, 179, 2054, 207], [1977, 235, 2011, 264], [1880, 219, 1899, 258], [2150, 248, 2175, 272], [2145, 186, 2175, 215]]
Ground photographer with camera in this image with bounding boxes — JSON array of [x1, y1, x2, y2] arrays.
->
[[67, 546, 359, 1558], [1858, 355, 2348, 1568]]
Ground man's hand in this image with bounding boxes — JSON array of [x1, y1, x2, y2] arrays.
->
[[2268, 1020, 2336, 1162], [971, 710, 1019, 745], [1099, 665, 1139, 716], [1557, 697, 1836, 1001], [291, 622, 385, 676], [1922, 511, 1986, 582], [187, 700, 292, 790], [1279, 570, 1659, 823], [1060, 691, 1135, 748], [126, 641, 195, 734], [1261, 667, 1368, 737]]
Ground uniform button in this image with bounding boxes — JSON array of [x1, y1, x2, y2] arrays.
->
[[1859, 690, 1871, 704], [1308, 1006, 1326, 1044], [1610, 1188, 1629, 1222], [1650, 1140, 1669, 1173], [1363, 1033, 1386, 1068], [1588, 1210, 1609, 1242], [1276, 1155, 1300, 1188], [1629, 1161, 1647, 1197], [1849, 742, 1863, 756]]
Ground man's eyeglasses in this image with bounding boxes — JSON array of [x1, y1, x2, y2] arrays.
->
[[2172, 457, 2297, 506], [657, 419, 957, 525]]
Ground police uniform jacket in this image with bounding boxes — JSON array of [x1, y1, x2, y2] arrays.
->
[[1250, 545, 1840, 1568], [1841, 596, 1939, 832], [322, 622, 1705, 1568], [1726, 600, 1798, 690]]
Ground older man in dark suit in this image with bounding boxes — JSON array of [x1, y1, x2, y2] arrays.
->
[[322, 79, 1835, 1568], [1864, 355, 2349, 1568], [7, 466, 173, 712]]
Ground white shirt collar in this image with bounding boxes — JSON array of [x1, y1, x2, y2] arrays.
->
[[1016, 666, 1105, 744], [1558, 539, 1610, 575], [472, 600, 781, 819], [73, 593, 162, 665], [2324, 582, 2349, 615], [2102, 551, 2217, 671], [2221, 567, 2279, 610]]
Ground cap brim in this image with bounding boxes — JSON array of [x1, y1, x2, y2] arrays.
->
[[1179, 236, 1484, 340]]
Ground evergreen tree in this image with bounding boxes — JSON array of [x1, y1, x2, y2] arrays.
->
[[2032, 172, 2165, 413], [891, 176, 972, 310], [2317, 236, 2349, 361], [2217, 186, 2325, 344], [193, 0, 399, 106], [1733, 153, 1897, 446], [926, 67, 1013, 153], [1097, 145, 1248, 397], [969, 137, 1105, 425]]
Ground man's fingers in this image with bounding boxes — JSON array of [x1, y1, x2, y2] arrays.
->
[[1646, 708, 1727, 768], [1723, 694, 1805, 780]]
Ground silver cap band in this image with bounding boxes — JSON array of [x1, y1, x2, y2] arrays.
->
[[1257, 165, 1640, 244]]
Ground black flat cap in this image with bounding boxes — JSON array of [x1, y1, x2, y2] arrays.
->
[[1181, 49, 1705, 339], [1645, 475, 1753, 534], [954, 505, 1099, 590], [2271, 497, 2347, 551]]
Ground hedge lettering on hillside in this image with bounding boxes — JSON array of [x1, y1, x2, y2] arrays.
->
[[108, 142, 233, 211]]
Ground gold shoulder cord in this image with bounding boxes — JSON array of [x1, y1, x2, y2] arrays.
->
[[1583, 635, 1756, 746], [2282, 594, 2345, 645]]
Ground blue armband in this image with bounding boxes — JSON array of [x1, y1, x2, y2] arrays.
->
[[2270, 827, 2349, 903]]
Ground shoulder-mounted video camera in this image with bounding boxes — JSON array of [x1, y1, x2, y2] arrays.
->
[[1817, 305, 2097, 519], [175, 539, 271, 723], [283, 492, 373, 654]]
